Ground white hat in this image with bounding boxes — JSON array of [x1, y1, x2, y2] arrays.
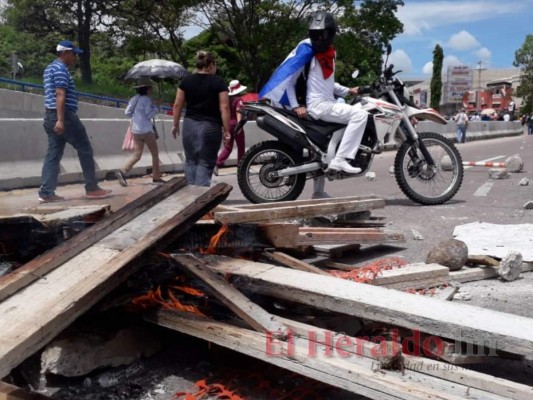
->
[[228, 80, 247, 96]]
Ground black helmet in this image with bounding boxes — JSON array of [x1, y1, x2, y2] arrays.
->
[[308, 11, 337, 53]]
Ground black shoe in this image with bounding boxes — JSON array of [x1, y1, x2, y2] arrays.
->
[[114, 170, 128, 187]]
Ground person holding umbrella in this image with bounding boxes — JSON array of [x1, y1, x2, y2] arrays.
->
[[115, 76, 163, 186], [171, 51, 230, 186]]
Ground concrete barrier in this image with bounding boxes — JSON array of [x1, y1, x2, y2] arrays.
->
[[0, 89, 524, 190]]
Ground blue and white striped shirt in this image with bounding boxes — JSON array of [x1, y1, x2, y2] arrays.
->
[[43, 59, 78, 112]]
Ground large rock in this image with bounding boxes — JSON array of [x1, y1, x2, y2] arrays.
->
[[41, 325, 161, 377], [499, 251, 523, 282], [426, 239, 468, 271]]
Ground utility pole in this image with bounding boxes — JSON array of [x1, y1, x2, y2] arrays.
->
[[476, 61, 486, 113]]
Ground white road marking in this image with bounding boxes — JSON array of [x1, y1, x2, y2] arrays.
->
[[474, 182, 494, 196]]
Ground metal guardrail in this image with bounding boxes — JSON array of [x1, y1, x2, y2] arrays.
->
[[0, 76, 172, 112]]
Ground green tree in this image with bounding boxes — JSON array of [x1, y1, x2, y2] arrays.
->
[[194, 0, 403, 90], [514, 34, 533, 114], [336, 0, 404, 86], [5, 0, 122, 84], [430, 44, 443, 110], [110, 0, 201, 68]]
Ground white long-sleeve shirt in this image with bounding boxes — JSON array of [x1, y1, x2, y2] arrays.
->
[[306, 56, 349, 109], [125, 94, 159, 134]]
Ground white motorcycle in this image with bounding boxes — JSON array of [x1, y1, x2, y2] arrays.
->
[[235, 45, 463, 205]]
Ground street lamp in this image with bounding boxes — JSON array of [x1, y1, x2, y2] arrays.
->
[[476, 61, 486, 112]]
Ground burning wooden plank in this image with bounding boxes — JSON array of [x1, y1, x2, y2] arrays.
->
[[0, 183, 231, 379], [171, 253, 287, 336], [146, 310, 527, 400]]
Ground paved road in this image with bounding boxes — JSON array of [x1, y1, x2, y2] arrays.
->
[[214, 133, 533, 265]]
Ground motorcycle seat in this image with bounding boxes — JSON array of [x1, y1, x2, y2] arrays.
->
[[273, 106, 346, 136]]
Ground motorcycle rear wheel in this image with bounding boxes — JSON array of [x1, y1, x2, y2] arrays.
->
[[394, 132, 463, 205], [237, 141, 307, 203]]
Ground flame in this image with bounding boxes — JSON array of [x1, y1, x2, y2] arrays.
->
[[175, 379, 245, 400], [131, 286, 206, 317], [200, 224, 230, 254], [170, 285, 205, 297]]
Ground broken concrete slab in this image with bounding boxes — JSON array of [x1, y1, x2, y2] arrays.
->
[[453, 222, 533, 262]]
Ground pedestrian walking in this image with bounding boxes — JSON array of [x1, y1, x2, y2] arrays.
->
[[171, 51, 230, 187], [454, 108, 468, 143], [115, 77, 163, 186], [214, 79, 247, 175], [38, 40, 111, 203]]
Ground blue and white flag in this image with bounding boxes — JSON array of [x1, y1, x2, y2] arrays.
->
[[259, 39, 314, 108]]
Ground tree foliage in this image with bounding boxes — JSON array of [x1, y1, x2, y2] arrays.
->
[[514, 34, 533, 114], [430, 44, 443, 110], [1, 0, 404, 94], [5, 0, 122, 84]]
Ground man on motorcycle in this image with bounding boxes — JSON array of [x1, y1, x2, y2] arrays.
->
[[260, 11, 367, 176]]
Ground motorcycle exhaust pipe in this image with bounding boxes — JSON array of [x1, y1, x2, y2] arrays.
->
[[275, 162, 322, 177]]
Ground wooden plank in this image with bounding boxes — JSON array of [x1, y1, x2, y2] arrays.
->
[[298, 229, 405, 245], [277, 317, 533, 400], [217, 195, 384, 210], [316, 259, 362, 270], [257, 223, 299, 248], [0, 177, 188, 302], [264, 251, 331, 276], [0, 382, 53, 400], [467, 255, 500, 267], [147, 310, 509, 400], [381, 276, 450, 290], [204, 255, 533, 356], [449, 262, 533, 283], [313, 244, 361, 258], [213, 198, 385, 224], [171, 253, 287, 334], [431, 286, 458, 301], [0, 183, 231, 379], [369, 264, 449, 286]]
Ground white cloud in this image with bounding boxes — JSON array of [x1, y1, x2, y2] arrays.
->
[[387, 49, 413, 73], [422, 55, 464, 75], [422, 62, 433, 75], [446, 31, 480, 51], [397, 1, 529, 36], [474, 47, 492, 61]]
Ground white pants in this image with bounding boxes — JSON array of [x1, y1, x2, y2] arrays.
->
[[308, 101, 368, 159]]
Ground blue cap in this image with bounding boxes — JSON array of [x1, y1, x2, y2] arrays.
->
[[56, 40, 83, 54]]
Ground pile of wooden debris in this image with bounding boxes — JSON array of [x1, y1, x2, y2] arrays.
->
[[1, 177, 532, 399]]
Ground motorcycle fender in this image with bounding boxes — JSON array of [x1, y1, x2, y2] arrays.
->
[[406, 106, 447, 125]]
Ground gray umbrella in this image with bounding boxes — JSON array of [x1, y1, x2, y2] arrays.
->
[[124, 59, 188, 82]]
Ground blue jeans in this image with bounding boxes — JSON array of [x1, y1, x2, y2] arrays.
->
[[39, 110, 99, 197], [456, 125, 467, 143], [182, 117, 223, 187]]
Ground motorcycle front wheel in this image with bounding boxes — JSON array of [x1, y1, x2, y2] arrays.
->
[[394, 132, 463, 205], [237, 141, 306, 203]]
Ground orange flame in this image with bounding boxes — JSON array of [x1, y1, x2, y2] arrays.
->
[[175, 379, 245, 400], [131, 286, 206, 317], [200, 224, 230, 254], [170, 285, 205, 297]]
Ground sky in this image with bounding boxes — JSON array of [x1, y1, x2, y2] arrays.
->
[[389, 0, 532, 78]]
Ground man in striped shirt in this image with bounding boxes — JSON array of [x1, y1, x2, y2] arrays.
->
[[39, 40, 111, 203]]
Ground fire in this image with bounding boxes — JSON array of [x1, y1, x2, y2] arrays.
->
[[131, 286, 206, 317], [200, 224, 230, 254], [329, 257, 406, 283], [170, 285, 205, 297], [175, 379, 244, 400]]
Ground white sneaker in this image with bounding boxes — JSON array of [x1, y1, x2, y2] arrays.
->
[[328, 157, 362, 174]]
